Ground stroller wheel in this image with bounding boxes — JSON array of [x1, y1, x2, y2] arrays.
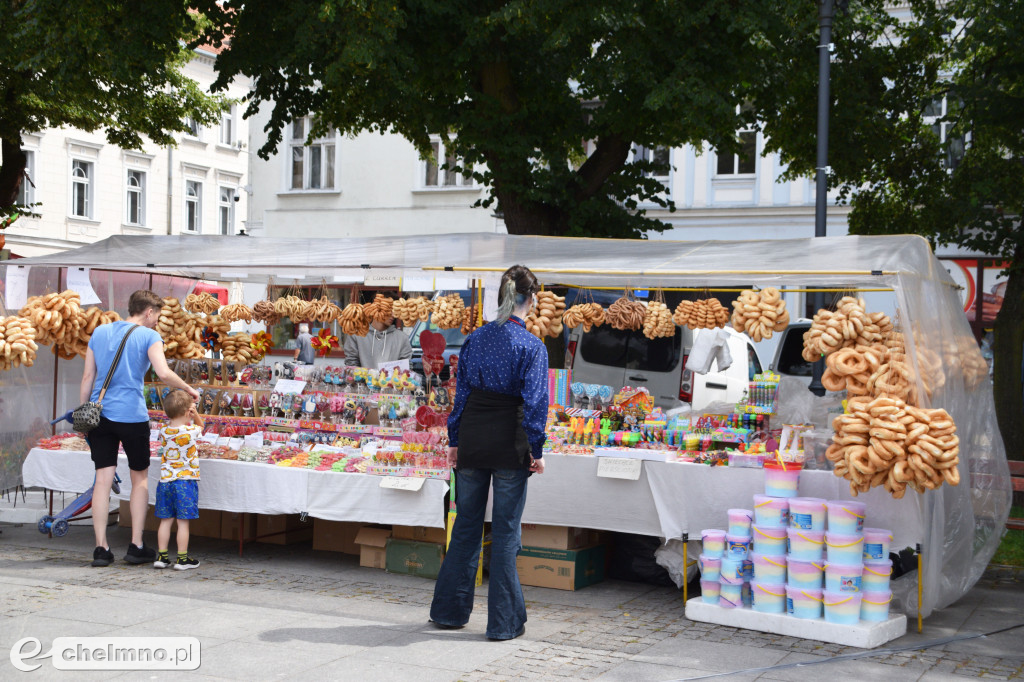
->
[[111, 480, 121, 495], [52, 519, 70, 537], [37, 516, 54, 534]]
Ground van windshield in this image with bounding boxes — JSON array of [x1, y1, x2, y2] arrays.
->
[[579, 327, 681, 372]]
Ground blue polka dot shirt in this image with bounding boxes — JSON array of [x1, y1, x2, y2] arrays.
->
[[448, 315, 550, 459]]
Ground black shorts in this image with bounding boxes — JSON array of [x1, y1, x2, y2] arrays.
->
[[89, 417, 152, 471]]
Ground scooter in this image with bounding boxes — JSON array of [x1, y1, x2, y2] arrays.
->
[[37, 411, 122, 537]]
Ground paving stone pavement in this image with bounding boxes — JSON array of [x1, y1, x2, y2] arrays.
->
[[0, 521, 1021, 681]]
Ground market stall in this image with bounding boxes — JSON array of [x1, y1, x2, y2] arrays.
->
[[0, 232, 1012, 624]]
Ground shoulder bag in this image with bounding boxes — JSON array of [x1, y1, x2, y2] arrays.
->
[[72, 324, 140, 433]]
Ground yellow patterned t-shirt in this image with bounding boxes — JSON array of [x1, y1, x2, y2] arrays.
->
[[159, 425, 202, 482]]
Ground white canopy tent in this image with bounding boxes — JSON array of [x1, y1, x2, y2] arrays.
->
[[2, 233, 1012, 617]]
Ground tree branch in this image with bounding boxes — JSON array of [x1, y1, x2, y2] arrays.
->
[[573, 134, 631, 203]]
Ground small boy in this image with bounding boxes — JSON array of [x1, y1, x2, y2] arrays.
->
[[154, 389, 204, 570]]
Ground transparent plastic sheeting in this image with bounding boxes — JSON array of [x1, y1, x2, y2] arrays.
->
[[3, 233, 1013, 616], [0, 268, 195, 491]]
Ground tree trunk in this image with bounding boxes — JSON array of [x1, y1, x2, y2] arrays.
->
[[494, 186, 566, 236], [992, 248, 1024, 462], [0, 136, 27, 211]]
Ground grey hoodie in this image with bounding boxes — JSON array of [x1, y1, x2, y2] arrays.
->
[[343, 324, 413, 369]]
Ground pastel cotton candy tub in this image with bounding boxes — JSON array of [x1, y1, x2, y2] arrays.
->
[[719, 582, 743, 609], [824, 562, 863, 593], [825, 500, 867, 534], [860, 590, 893, 622], [862, 528, 893, 562], [763, 461, 802, 498], [699, 554, 722, 581], [825, 531, 865, 565], [787, 557, 824, 589], [750, 552, 787, 585], [725, 533, 752, 560], [788, 497, 827, 531], [701, 529, 726, 558], [700, 579, 721, 605], [862, 560, 893, 591], [753, 494, 789, 529], [751, 580, 787, 614], [824, 590, 863, 625], [728, 509, 754, 536], [752, 525, 788, 557], [786, 585, 823, 619], [720, 557, 745, 583], [787, 528, 825, 561]]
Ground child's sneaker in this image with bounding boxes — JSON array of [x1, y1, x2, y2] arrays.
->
[[153, 551, 171, 569], [173, 555, 200, 571]]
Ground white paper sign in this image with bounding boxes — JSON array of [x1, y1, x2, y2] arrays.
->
[[433, 274, 468, 291], [363, 269, 401, 287], [150, 429, 161, 442], [402, 271, 434, 292], [596, 457, 643, 480], [4, 265, 30, 310], [333, 273, 363, 284], [65, 267, 102, 305], [243, 432, 264, 448], [379, 476, 426, 491], [273, 379, 307, 395], [483, 275, 501, 322], [378, 359, 410, 374], [215, 437, 232, 447], [227, 438, 244, 450], [199, 432, 220, 444]]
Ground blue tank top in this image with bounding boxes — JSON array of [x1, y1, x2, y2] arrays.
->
[[88, 321, 163, 423]]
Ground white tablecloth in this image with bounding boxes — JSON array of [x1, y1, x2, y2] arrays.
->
[[519, 454, 926, 549], [22, 449, 448, 528]]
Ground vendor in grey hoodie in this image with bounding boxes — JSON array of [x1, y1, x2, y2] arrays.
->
[[343, 311, 413, 369]]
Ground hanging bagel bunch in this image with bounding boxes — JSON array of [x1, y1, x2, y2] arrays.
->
[[18, 290, 122, 360], [431, 293, 465, 330], [673, 298, 730, 330], [562, 302, 605, 333], [606, 295, 646, 332], [642, 297, 675, 340], [339, 301, 370, 336], [524, 291, 566, 338], [461, 303, 483, 335], [0, 315, 39, 370], [184, 292, 221, 315], [220, 303, 255, 324], [730, 287, 789, 342], [157, 297, 206, 360], [393, 296, 432, 328], [362, 293, 394, 326]]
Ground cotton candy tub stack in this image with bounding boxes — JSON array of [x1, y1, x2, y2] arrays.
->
[[699, 478, 893, 625]]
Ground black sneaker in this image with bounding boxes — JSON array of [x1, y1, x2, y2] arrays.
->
[[173, 556, 200, 571], [153, 553, 171, 569], [124, 543, 156, 565], [91, 546, 114, 567]]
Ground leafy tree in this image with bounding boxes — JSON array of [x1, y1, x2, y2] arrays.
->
[[0, 1, 225, 231], [198, 0, 877, 238], [756, 0, 1024, 457]]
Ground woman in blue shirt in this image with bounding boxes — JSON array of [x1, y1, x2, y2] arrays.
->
[[430, 265, 548, 641], [79, 290, 199, 568]]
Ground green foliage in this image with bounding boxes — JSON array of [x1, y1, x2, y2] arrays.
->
[[198, 0, 847, 237], [0, 0, 226, 216]]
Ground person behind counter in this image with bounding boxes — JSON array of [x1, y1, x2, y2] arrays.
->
[[343, 307, 412, 370], [429, 265, 548, 641], [293, 323, 315, 365]]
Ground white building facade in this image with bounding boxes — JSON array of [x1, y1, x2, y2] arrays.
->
[[3, 48, 252, 258]]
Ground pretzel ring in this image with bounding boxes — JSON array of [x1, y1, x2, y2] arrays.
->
[[878, 438, 904, 459], [835, 351, 868, 376], [849, 448, 873, 476], [866, 445, 887, 471], [942, 466, 961, 485], [822, 369, 847, 392], [845, 374, 870, 396], [837, 434, 869, 446], [893, 460, 912, 483]]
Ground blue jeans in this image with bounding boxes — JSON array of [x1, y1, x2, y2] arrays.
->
[[430, 467, 530, 639]]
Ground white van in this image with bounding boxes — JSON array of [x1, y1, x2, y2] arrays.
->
[[565, 324, 763, 412]]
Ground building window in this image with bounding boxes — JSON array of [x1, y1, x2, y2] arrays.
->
[[185, 180, 202, 232], [219, 186, 235, 235], [288, 116, 336, 190], [126, 170, 146, 226], [924, 97, 966, 171], [219, 107, 234, 145], [424, 136, 473, 188], [716, 131, 756, 176], [185, 118, 202, 140], [70, 159, 94, 219], [633, 145, 671, 187], [16, 151, 35, 207]]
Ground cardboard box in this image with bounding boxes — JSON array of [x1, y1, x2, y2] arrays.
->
[[189, 509, 223, 538], [385, 538, 445, 579], [255, 514, 313, 545], [354, 526, 391, 568], [517, 544, 606, 591], [221, 512, 257, 542], [521, 524, 599, 550], [313, 519, 364, 555], [391, 524, 447, 545]]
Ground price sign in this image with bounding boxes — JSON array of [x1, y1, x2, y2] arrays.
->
[[379, 476, 426, 491], [215, 437, 232, 447], [433, 274, 468, 291], [273, 379, 307, 395], [482, 275, 501, 321], [596, 457, 643, 480], [199, 432, 220, 444], [363, 269, 401, 287], [150, 429, 161, 443], [402, 271, 434, 292], [227, 438, 244, 450], [243, 432, 264, 448], [66, 267, 102, 305], [4, 265, 30, 309]]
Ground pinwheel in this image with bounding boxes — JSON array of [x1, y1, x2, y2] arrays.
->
[[200, 326, 219, 351], [250, 331, 273, 359], [311, 328, 339, 357]]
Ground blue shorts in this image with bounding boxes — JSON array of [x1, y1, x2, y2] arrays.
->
[[154, 480, 199, 520]]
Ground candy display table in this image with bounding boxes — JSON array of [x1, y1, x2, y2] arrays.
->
[[22, 449, 449, 529]]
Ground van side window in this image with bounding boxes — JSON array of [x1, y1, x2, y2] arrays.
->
[[626, 334, 681, 372], [747, 344, 762, 380], [777, 332, 813, 376], [579, 326, 631, 368]]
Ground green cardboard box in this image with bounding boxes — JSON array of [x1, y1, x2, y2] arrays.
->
[[385, 538, 445, 579], [517, 544, 606, 591]]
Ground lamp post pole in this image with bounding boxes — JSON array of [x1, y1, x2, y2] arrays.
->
[[808, 0, 835, 397]]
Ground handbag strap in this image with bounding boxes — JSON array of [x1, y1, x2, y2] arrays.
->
[[97, 324, 140, 404]]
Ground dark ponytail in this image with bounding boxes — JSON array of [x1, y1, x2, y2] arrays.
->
[[494, 264, 539, 325]]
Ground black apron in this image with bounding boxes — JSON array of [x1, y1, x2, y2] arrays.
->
[[456, 389, 531, 471]]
